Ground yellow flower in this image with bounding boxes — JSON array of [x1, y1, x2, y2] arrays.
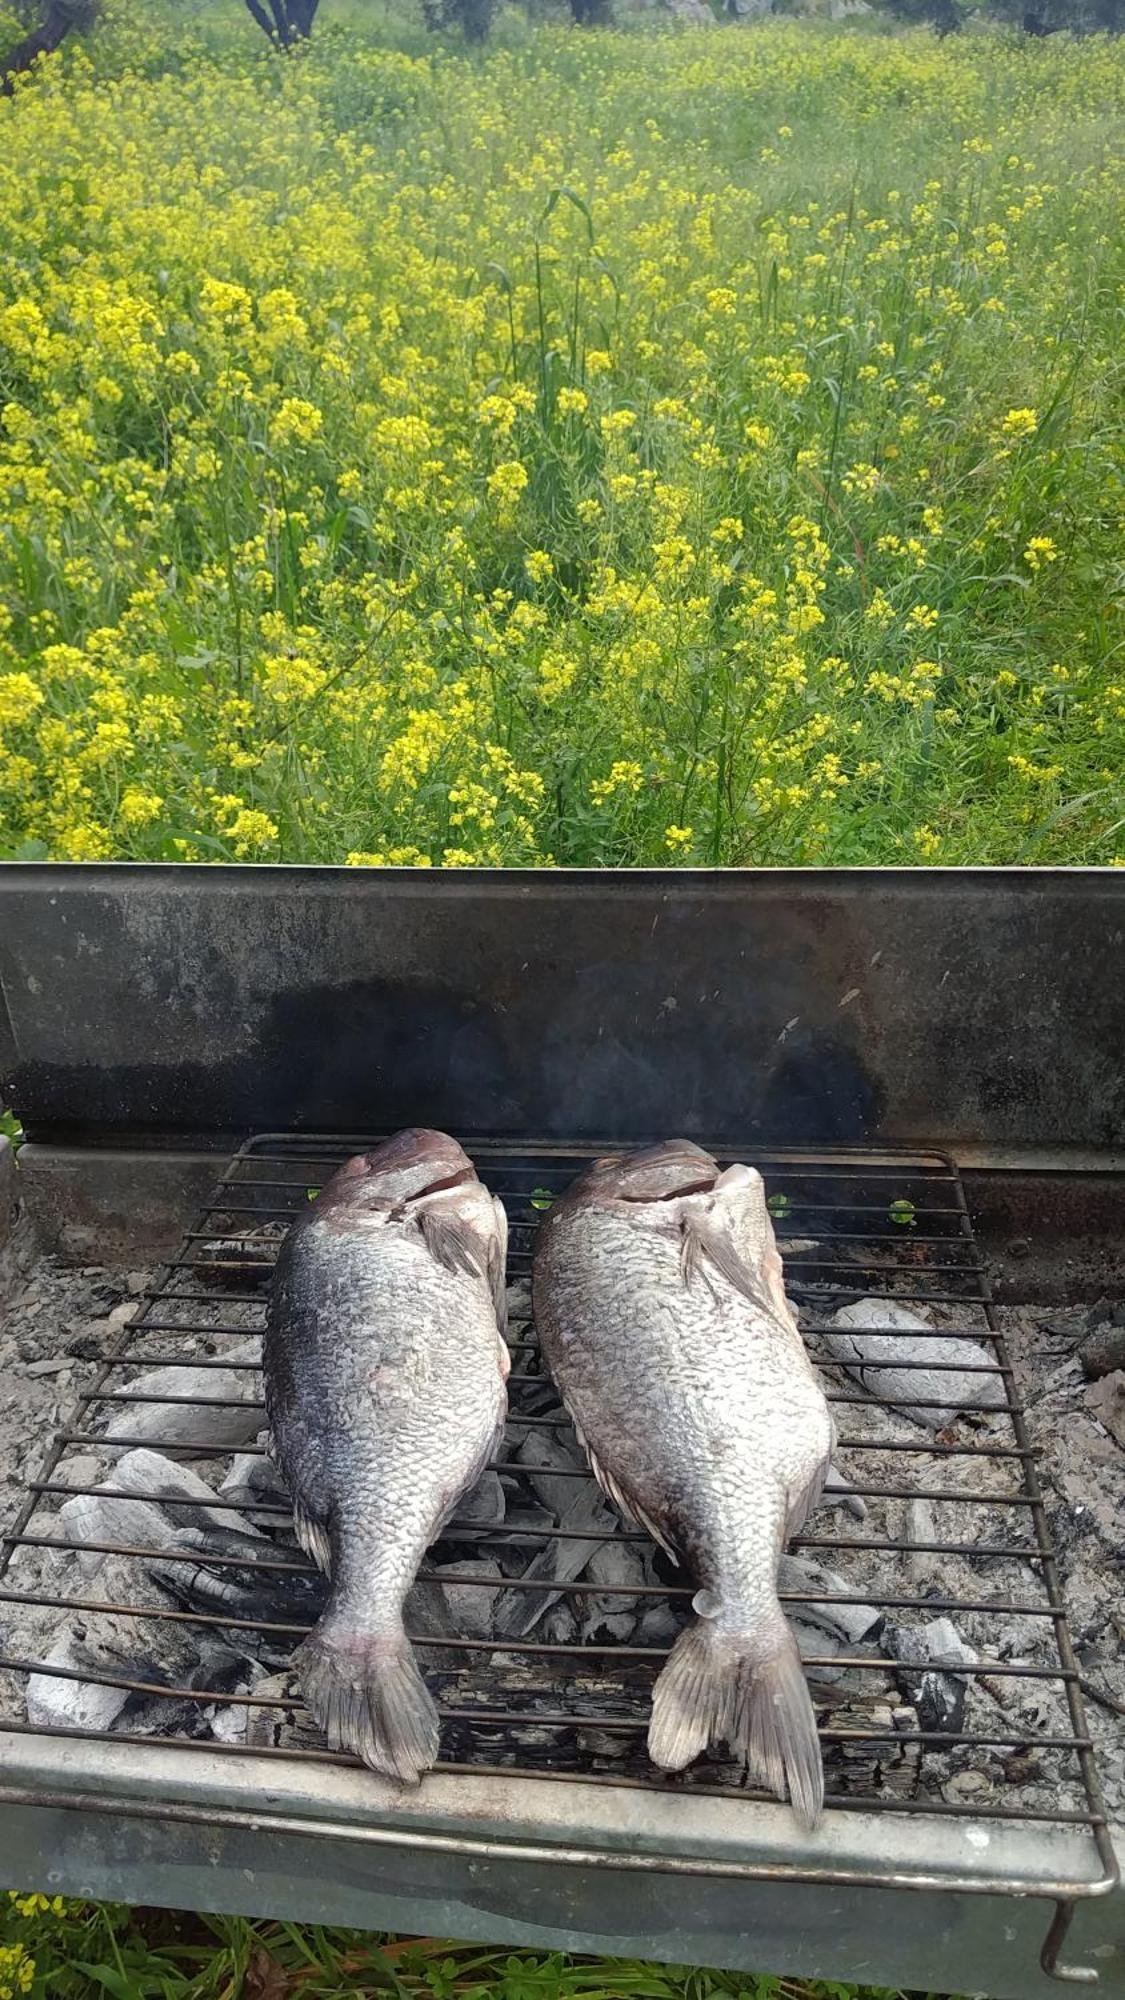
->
[[1023, 536, 1058, 570], [225, 808, 279, 857], [118, 787, 163, 828], [556, 387, 588, 416], [600, 409, 637, 441], [525, 550, 554, 584], [665, 824, 694, 852], [0, 674, 45, 728], [1000, 407, 1038, 439], [487, 460, 528, 506]]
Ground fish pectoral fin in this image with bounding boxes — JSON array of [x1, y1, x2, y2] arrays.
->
[[293, 1501, 332, 1574], [680, 1212, 777, 1320], [419, 1205, 485, 1284]]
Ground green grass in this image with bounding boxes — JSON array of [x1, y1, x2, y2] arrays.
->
[[0, 1897, 964, 1999]]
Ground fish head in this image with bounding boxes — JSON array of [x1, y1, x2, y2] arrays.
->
[[315, 1130, 477, 1212], [572, 1139, 721, 1206]]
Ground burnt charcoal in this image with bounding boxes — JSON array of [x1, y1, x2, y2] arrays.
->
[[778, 1553, 882, 1646], [103, 1340, 263, 1450], [1084, 1370, 1125, 1448], [790, 1619, 845, 1683], [942, 1767, 993, 1805], [1085, 1297, 1125, 1334], [823, 1300, 1004, 1428], [218, 1443, 289, 1512], [1080, 1327, 1125, 1381], [239, 1670, 326, 1752], [514, 1428, 606, 1517], [580, 1538, 647, 1644], [886, 1616, 976, 1739], [66, 1333, 104, 1361], [493, 1492, 608, 1640], [192, 1236, 277, 1287], [149, 1525, 325, 1631], [431, 1556, 502, 1639], [821, 1465, 867, 1520], [60, 1450, 257, 1579], [635, 1600, 685, 1647], [26, 1549, 247, 1733], [447, 1468, 506, 1531], [539, 1603, 579, 1646]]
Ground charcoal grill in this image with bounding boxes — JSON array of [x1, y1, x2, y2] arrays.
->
[[0, 865, 1122, 1998]]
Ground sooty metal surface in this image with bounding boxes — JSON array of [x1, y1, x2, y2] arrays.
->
[[0, 1137, 1116, 1979]]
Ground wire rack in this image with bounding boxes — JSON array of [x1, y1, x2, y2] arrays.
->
[[0, 1135, 1116, 1971]]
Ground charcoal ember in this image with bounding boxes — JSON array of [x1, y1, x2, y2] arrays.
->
[[886, 1617, 977, 1738], [492, 1430, 623, 1639], [508, 1379, 564, 1416], [818, 1686, 922, 1799], [149, 1525, 325, 1636], [539, 1603, 579, 1646], [635, 1599, 684, 1648], [491, 1509, 558, 1579], [904, 1496, 940, 1582], [444, 1468, 506, 1533], [191, 1234, 277, 1287], [431, 1556, 502, 1639], [778, 1553, 881, 1647], [505, 1279, 532, 1323], [240, 1670, 325, 1751], [823, 1300, 1004, 1428], [493, 1491, 608, 1640], [790, 1619, 846, 1683], [103, 1339, 263, 1450], [26, 1550, 246, 1734], [580, 1538, 648, 1644], [60, 1449, 257, 1580], [1083, 1370, 1125, 1447], [218, 1441, 289, 1512], [942, 1767, 993, 1805], [821, 1465, 867, 1520], [514, 1428, 610, 1521]]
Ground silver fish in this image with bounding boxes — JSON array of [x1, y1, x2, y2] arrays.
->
[[264, 1129, 509, 1783], [533, 1140, 833, 1825]]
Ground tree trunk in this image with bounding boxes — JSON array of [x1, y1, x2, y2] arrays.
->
[[243, 0, 286, 44], [243, 0, 320, 46], [1, 0, 98, 92], [286, 0, 321, 35]]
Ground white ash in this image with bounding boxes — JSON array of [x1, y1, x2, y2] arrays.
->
[[820, 1298, 1005, 1429]]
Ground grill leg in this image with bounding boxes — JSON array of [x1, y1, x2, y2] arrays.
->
[[1040, 1900, 1098, 1985]]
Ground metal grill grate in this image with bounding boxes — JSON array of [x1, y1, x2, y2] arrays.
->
[[0, 1136, 1115, 1957]]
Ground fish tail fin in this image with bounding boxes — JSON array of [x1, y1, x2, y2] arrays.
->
[[295, 1620, 439, 1785], [648, 1611, 823, 1828]]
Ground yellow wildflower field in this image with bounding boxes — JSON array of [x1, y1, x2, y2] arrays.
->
[[0, 8, 1122, 866]]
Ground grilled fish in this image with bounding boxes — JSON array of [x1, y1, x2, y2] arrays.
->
[[265, 1129, 509, 1783], [533, 1140, 833, 1825]]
